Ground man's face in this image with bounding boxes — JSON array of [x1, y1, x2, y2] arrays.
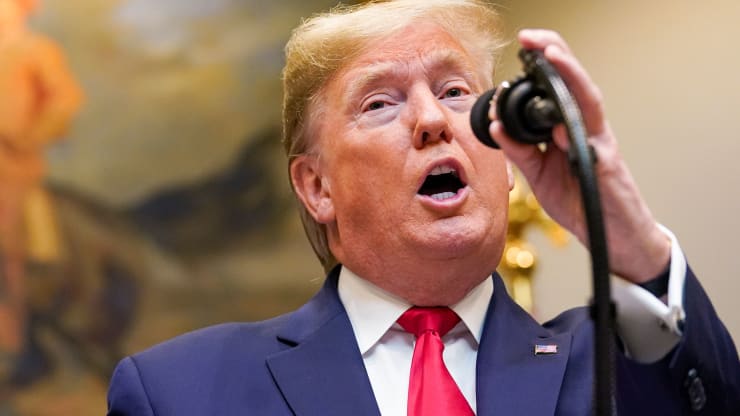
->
[[296, 22, 511, 304]]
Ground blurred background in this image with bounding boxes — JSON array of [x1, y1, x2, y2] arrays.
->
[[0, 0, 738, 414]]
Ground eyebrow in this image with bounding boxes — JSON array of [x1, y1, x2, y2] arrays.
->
[[342, 49, 479, 105]]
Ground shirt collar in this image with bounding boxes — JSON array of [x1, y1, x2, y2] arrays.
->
[[337, 266, 494, 354]]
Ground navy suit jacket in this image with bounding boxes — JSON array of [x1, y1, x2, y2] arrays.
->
[[107, 266, 740, 415]]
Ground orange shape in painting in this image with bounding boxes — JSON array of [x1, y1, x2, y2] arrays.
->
[[0, 0, 83, 353]]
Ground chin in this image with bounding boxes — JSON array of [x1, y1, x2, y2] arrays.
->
[[417, 216, 499, 258], [399, 265, 491, 306]]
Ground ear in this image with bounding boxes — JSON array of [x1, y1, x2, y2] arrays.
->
[[290, 155, 335, 224], [505, 159, 515, 191]]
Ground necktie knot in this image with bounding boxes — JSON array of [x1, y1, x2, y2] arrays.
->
[[397, 307, 460, 339]]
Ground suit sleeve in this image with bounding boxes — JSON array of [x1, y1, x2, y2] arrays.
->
[[616, 266, 740, 415], [107, 357, 156, 416], [668, 266, 740, 413]]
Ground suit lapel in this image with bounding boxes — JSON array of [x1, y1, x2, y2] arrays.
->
[[267, 270, 571, 415], [266, 268, 381, 416], [476, 274, 572, 416]]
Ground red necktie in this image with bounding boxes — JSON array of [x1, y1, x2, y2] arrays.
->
[[398, 307, 474, 416]]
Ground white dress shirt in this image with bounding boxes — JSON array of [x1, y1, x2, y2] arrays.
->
[[338, 266, 491, 415], [337, 225, 687, 415]]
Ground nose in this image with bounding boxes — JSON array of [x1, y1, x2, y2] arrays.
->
[[409, 87, 452, 149]]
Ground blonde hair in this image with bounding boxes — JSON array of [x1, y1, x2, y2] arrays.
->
[[282, 0, 506, 272]]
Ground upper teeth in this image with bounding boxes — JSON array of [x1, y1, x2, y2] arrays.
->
[[430, 165, 457, 176]]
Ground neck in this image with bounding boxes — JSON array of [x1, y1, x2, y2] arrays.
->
[[342, 258, 493, 306], [327, 226, 503, 306]]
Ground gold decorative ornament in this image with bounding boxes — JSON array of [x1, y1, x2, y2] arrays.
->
[[498, 171, 568, 314]]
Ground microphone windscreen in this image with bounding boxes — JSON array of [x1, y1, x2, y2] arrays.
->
[[469, 88, 499, 149]]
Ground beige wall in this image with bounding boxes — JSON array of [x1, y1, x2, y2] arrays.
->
[[495, 1, 740, 341]]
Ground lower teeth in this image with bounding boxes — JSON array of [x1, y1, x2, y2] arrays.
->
[[431, 191, 456, 200]]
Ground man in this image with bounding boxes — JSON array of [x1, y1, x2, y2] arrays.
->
[[107, 1, 740, 415], [0, 0, 83, 383]]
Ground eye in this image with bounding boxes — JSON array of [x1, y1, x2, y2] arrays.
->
[[442, 87, 465, 99], [365, 101, 386, 111]]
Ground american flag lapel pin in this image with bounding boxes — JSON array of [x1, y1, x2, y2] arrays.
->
[[534, 344, 558, 355]]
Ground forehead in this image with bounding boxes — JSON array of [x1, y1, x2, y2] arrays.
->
[[339, 22, 476, 82], [362, 22, 468, 61], [305, 22, 480, 150], [325, 23, 478, 100]]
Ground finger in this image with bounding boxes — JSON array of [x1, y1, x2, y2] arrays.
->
[[490, 120, 544, 177], [517, 29, 573, 55], [544, 44, 606, 136], [517, 29, 607, 137], [551, 123, 570, 153]]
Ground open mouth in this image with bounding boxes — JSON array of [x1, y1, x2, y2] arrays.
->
[[418, 164, 466, 201]]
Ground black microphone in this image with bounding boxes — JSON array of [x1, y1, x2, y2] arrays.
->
[[470, 88, 499, 148], [469, 51, 563, 148], [471, 49, 617, 416]]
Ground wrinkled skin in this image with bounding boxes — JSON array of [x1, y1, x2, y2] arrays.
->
[[291, 24, 669, 306]]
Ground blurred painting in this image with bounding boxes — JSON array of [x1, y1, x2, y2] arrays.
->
[[0, 0, 568, 413], [1, 0, 339, 413]]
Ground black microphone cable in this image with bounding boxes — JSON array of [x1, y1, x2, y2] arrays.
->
[[470, 49, 616, 416]]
